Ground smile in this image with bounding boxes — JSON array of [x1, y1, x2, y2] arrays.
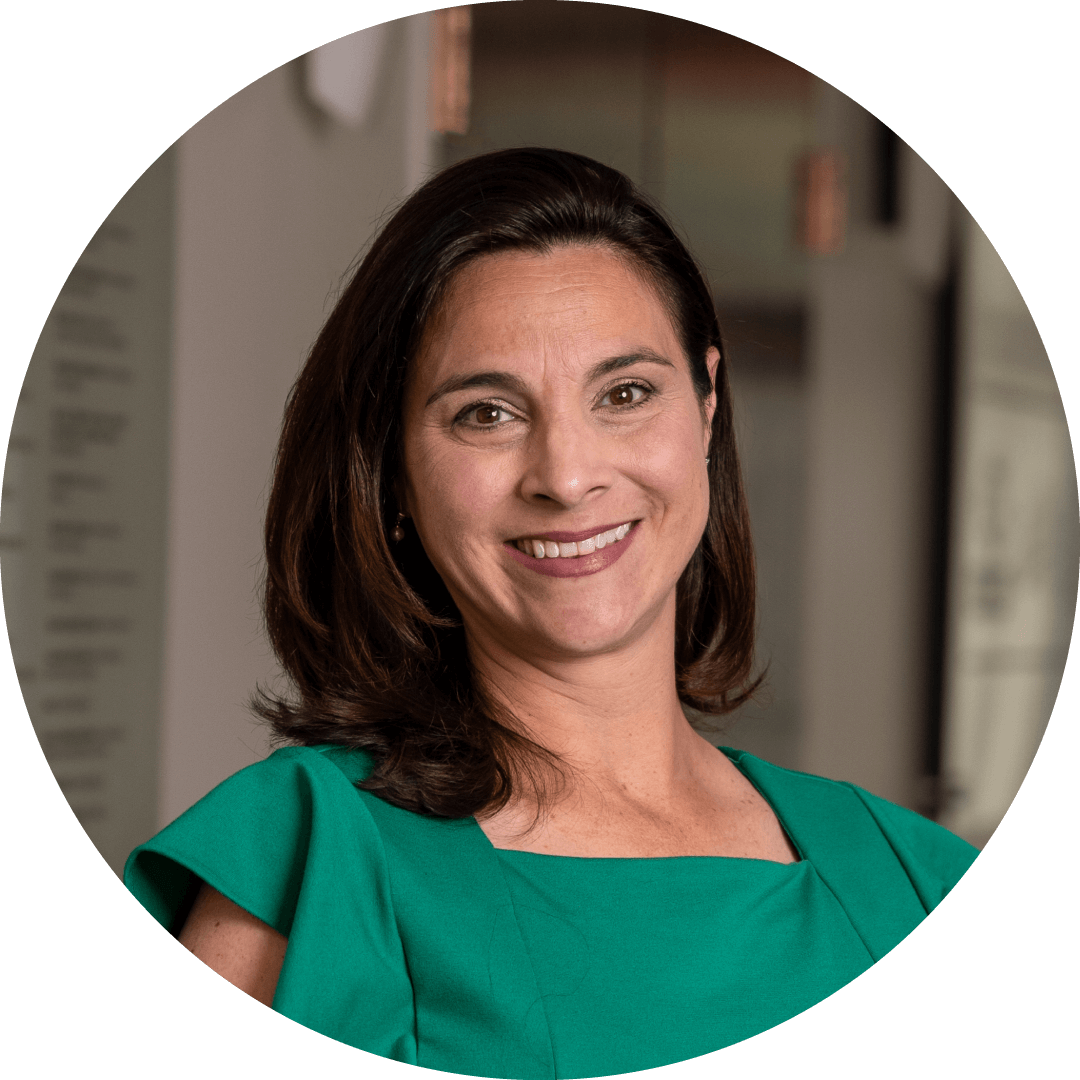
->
[[503, 521, 639, 579], [513, 522, 632, 559]]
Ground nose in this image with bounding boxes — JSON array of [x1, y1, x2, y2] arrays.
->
[[518, 407, 616, 509]]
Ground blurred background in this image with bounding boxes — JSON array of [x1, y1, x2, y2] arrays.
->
[[2, 1, 1075, 875]]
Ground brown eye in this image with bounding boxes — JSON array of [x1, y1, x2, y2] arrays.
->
[[468, 404, 514, 426], [605, 383, 646, 407]]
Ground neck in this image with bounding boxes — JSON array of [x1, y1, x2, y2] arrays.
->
[[465, 602, 703, 802]]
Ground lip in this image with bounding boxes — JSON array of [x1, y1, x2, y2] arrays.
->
[[507, 521, 634, 544], [502, 521, 639, 578]]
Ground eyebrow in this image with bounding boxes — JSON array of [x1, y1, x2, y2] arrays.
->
[[424, 350, 676, 407]]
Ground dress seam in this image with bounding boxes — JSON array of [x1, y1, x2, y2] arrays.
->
[[308, 748, 422, 1061], [845, 784, 933, 915], [490, 853, 561, 1080]]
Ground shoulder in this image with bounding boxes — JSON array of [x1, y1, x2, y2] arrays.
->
[[842, 783, 980, 904], [721, 747, 979, 908], [169, 743, 379, 824], [155, 743, 381, 843], [124, 745, 382, 934], [216, 742, 378, 786]]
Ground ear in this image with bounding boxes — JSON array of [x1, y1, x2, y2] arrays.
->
[[702, 346, 721, 456]]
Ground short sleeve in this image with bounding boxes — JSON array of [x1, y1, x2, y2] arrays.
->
[[124, 745, 376, 936], [125, 745, 419, 1060], [848, 785, 980, 911]]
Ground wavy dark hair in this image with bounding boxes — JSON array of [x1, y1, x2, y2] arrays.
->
[[256, 147, 758, 819]]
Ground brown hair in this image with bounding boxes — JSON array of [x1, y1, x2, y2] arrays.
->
[[256, 147, 758, 819]]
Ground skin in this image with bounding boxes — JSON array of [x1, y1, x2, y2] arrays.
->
[[178, 881, 287, 1006], [180, 242, 796, 1007], [401, 245, 798, 861]]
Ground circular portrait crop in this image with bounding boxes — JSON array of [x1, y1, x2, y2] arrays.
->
[[3, 3, 1076, 1076]]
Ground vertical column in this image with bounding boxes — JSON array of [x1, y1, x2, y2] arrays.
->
[[157, 22, 420, 827], [799, 85, 950, 809], [639, 10, 667, 202], [405, 11, 437, 190]]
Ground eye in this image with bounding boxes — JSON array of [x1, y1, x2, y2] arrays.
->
[[601, 382, 649, 407], [461, 402, 516, 427]]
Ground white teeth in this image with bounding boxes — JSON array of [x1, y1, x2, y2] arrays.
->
[[516, 523, 633, 559]]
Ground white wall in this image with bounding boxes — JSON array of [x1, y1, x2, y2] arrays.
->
[[158, 18, 433, 827]]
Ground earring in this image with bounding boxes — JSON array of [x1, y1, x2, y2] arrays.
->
[[705, 456, 710, 465], [391, 513, 406, 542]]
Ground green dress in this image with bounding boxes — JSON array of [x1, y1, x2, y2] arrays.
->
[[125, 745, 977, 1078]]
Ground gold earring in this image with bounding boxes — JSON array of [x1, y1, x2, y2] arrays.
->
[[391, 513, 406, 542]]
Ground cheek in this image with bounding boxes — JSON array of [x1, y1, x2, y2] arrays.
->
[[405, 435, 511, 545], [628, 412, 710, 523]]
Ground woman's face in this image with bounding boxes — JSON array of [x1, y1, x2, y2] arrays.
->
[[400, 244, 718, 663]]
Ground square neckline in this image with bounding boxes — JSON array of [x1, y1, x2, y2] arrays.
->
[[471, 745, 806, 865]]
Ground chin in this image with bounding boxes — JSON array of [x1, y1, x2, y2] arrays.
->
[[526, 607, 653, 659]]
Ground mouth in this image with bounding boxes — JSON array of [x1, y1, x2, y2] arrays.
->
[[511, 522, 633, 560]]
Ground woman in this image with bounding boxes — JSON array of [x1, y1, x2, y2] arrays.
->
[[126, 147, 977, 1078]]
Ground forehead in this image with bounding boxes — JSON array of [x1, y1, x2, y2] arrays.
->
[[414, 245, 682, 378]]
